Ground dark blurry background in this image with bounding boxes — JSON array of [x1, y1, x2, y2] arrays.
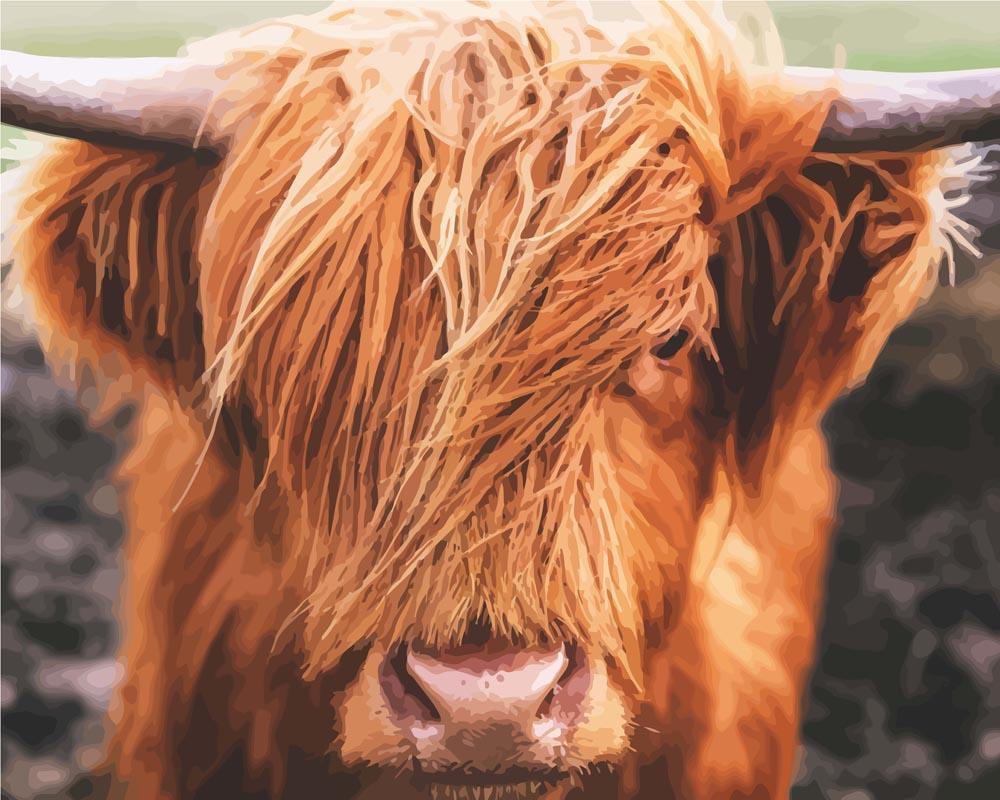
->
[[2, 3, 999, 799]]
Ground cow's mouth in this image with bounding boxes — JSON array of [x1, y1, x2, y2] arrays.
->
[[414, 765, 566, 800], [423, 782, 553, 800]]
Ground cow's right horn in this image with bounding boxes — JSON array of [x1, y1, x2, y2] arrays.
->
[[1, 49, 228, 156], [788, 66, 1000, 152]]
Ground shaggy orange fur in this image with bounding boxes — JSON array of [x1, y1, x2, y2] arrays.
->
[[9, 3, 981, 798]]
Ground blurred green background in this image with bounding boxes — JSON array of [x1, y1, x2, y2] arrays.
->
[[2, 1, 999, 169], [3, 1, 999, 65]]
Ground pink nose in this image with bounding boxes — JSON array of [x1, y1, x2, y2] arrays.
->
[[400, 641, 568, 726]]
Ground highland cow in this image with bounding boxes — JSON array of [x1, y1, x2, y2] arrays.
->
[[2, 3, 998, 799]]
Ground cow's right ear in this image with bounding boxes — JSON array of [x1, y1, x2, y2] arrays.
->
[[10, 140, 214, 411]]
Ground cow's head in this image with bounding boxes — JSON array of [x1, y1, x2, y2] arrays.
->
[[4, 3, 997, 799]]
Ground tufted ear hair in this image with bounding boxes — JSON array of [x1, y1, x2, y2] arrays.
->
[[707, 144, 989, 454], [5, 20, 303, 416], [8, 141, 215, 416]]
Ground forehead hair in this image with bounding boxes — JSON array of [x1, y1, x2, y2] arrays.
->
[[177, 1, 830, 669], [201, 0, 824, 463]]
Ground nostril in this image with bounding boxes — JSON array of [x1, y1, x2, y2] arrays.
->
[[535, 642, 578, 719], [380, 645, 441, 723], [540, 642, 590, 726], [537, 688, 557, 718]]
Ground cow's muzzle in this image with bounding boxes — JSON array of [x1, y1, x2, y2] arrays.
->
[[336, 637, 630, 795], [383, 640, 585, 736]]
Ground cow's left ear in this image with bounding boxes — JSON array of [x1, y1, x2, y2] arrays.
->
[[10, 140, 214, 414], [707, 144, 986, 444]]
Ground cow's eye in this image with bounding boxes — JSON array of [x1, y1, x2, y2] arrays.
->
[[651, 330, 690, 361]]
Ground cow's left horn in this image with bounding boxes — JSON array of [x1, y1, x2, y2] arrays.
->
[[1, 50, 227, 156], [789, 66, 1000, 153]]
